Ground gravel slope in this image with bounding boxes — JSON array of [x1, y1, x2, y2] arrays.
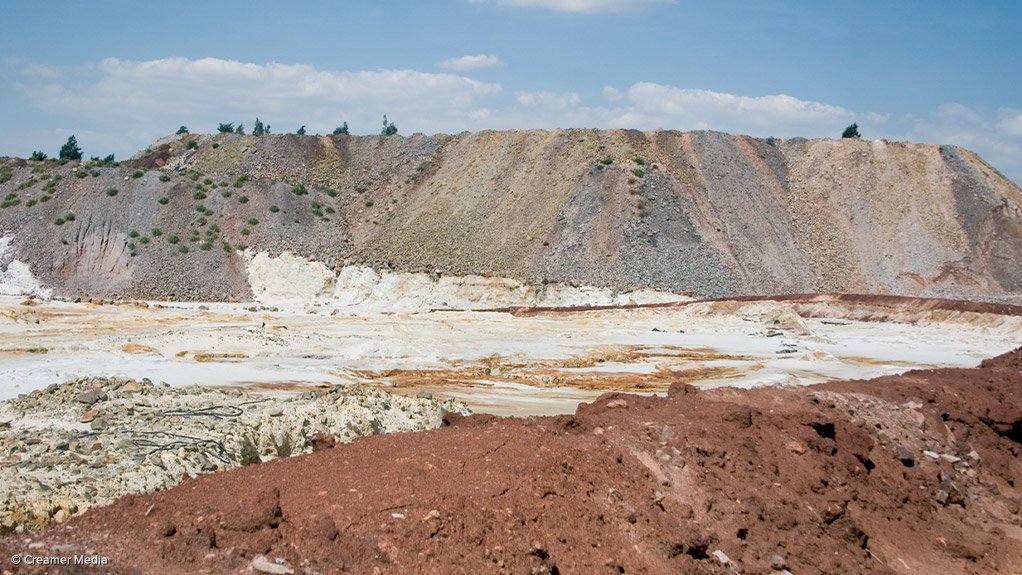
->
[[0, 130, 1019, 302]]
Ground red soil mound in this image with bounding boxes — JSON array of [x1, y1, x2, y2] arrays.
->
[[3, 349, 1021, 574]]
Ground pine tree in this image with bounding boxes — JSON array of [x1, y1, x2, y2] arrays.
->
[[842, 123, 861, 139], [59, 135, 83, 161], [252, 118, 265, 136], [297, 125, 306, 135], [381, 115, 397, 136], [333, 122, 349, 135]]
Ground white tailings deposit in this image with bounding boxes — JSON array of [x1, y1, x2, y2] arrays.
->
[[244, 250, 689, 313], [1, 293, 1019, 415], [0, 236, 51, 299]]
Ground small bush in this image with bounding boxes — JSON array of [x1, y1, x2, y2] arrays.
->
[[634, 157, 645, 165], [158, 197, 169, 205], [167, 234, 179, 244], [128, 230, 139, 238], [222, 242, 232, 252], [195, 204, 206, 213], [365, 200, 374, 207], [217, 123, 235, 133], [65, 212, 75, 221], [238, 195, 249, 204], [212, 143, 220, 149], [233, 175, 248, 188], [247, 218, 259, 226], [291, 183, 308, 196], [200, 241, 212, 251], [75, 170, 88, 179], [140, 236, 150, 245], [132, 170, 144, 178], [152, 228, 162, 237], [197, 217, 207, 226], [186, 141, 198, 150], [178, 245, 189, 254], [599, 157, 613, 166], [221, 190, 232, 198], [39, 195, 51, 203], [325, 188, 338, 197], [176, 126, 189, 135], [325, 206, 335, 214], [631, 168, 645, 178], [159, 174, 171, 182], [26, 199, 37, 207], [0, 166, 11, 184], [194, 191, 207, 200], [90, 170, 100, 177], [842, 123, 860, 139], [241, 228, 251, 236], [54, 217, 65, 225], [106, 188, 118, 197], [269, 205, 279, 213], [30, 151, 47, 161]]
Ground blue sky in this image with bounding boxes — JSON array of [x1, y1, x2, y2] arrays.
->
[[1, 0, 1020, 182]]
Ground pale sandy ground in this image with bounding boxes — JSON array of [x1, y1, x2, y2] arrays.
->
[[2, 295, 1019, 415]]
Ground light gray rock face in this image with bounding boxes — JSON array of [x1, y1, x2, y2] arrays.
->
[[0, 376, 469, 533]]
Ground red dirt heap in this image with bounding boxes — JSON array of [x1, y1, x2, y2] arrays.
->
[[3, 349, 1021, 574]]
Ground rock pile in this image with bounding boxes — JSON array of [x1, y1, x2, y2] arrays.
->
[[0, 377, 468, 533]]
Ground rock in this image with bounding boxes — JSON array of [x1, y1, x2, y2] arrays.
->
[[416, 391, 433, 399], [785, 440, 806, 455], [310, 432, 336, 452], [712, 549, 732, 566], [267, 407, 284, 417], [770, 554, 787, 570], [75, 390, 101, 405], [251, 555, 294, 574], [936, 490, 951, 506], [80, 409, 99, 423], [606, 399, 628, 409], [89, 417, 109, 431], [121, 381, 143, 393], [894, 445, 915, 467]]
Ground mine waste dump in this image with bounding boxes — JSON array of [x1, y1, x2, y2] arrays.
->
[[0, 129, 1020, 574]]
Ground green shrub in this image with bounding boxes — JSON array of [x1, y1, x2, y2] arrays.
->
[[89, 170, 100, 177], [132, 170, 144, 178], [75, 170, 88, 179], [332, 122, 349, 135], [325, 188, 338, 197], [221, 190, 232, 198], [54, 217, 65, 225], [842, 123, 860, 139], [194, 191, 207, 200], [0, 166, 10, 184], [599, 157, 613, 166], [65, 212, 75, 221], [241, 228, 251, 236], [1, 198, 20, 208], [217, 123, 235, 133], [26, 199, 37, 207], [159, 174, 171, 182], [365, 200, 374, 207], [325, 206, 335, 214], [30, 151, 47, 161], [291, 183, 308, 196], [233, 175, 248, 188], [195, 204, 206, 212], [634, 157, 645, 165], [152, 228, 162, 237], [176, 126, 189, 135], [247, 218, 259, 226], [167, 235, 179, 244], [197, 217, 207, 226], [269, 205, 279, 213], [106, 188, 118, 197], [158, 197, 169, 205], [200, 241, 212, 251], [128, 230, 139, 238], [238, 195, 249, 204], [380, 115, 397, 136], [222, 241, 232, 252], [186, 141, 198, 150], [140, 236, 150, 245], [39, 195, 51, 203], [212, 143, 220, 149], [631, 168, 645, 178], [178, 245, 189, 254]]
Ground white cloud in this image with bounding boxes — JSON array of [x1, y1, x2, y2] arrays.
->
[[999, 110, 1022, 136], [468, 0, 674, 13], [516, 90, 581, 109], [11, 57, 502, 151], [438, 54, 501, 71]]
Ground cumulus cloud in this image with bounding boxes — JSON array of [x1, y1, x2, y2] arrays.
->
[[438, 54, 501, 71], [8, 57, 502, 155], [468, 0, 674, 13]]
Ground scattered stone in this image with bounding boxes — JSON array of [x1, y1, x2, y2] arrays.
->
[[606, 399, 628, 409], [785, 440, 806, 455], [712, 549, 732, 566], [894, 445, 915, 467], [416, 391, 433, 399], [250, 555, 294, 574], [770, 554, 787, 570], [80, 409, 99, 423], [75, 390, 101, 405]]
